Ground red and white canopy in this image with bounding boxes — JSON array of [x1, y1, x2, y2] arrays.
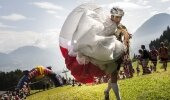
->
[[59, 3, 125, 83]]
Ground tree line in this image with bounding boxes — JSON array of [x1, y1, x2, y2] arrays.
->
[[149, 26, 170, 51], [0, 69, 23, 91]]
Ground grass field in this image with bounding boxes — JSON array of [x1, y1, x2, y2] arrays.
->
[[27, 62, 170, 100]]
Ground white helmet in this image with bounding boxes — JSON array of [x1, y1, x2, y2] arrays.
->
[[110, 7, 124, 16]]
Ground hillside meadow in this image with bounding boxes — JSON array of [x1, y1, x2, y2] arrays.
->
[[27, 62, 170, 100]]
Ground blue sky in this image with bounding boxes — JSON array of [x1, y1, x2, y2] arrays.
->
[[0, 0, 170, 72]]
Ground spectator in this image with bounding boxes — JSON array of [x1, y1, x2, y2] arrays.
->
[[150, 46, 158, 72], [158, 42, 168, 71], [141, 45, 151, 74]]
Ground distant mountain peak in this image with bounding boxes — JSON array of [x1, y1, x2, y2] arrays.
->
[[134, 13, 170, 37], [12, 45, 41, 51], [0, 45, 63, 72], [132, 13, 170, 54], [9, 46, 44, 55], [154, 13, 170, 17]]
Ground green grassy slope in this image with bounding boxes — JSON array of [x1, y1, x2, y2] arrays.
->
[[27, 62, 170, 100]]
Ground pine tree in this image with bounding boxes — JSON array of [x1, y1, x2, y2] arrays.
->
[[149, 26, 170, 59]]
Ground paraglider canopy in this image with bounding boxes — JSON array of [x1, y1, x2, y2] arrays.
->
[[59, 3, 126, 83], [16, 66, 63, 89]]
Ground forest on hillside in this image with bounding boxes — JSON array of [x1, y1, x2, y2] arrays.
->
[[0, 70, 23, 90], [149, 26, 170, 51], [0, 70, 53, 91]]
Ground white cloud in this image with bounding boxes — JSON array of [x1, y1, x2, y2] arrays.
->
[[32, 2, 63, 10], [167, 7, 170, 11], [123, 0, 132, 2], [0, 22, 15, 28], [46, 28, 60, 33], [137, 0, 150, 5], [76, 0, 95, 4], [1, 13, 27, 21], [161, 0, 170, 2], [33, 28, 60, 48], [32, 2, 64, 19], [44, 10, 62, 19], [0, 29, 59, 53], [55, 15, 62, 19], [142, 1, 149, 5], [46, 10, 63, 19], [46, 10, 57, 14], [105, 2, 151, 10], [150, 10, 159, 15], [0, 30, 39, 52]]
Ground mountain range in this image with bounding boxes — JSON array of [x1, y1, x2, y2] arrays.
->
[[0, 46, 65, 73], [131, 13, 170, 54]]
